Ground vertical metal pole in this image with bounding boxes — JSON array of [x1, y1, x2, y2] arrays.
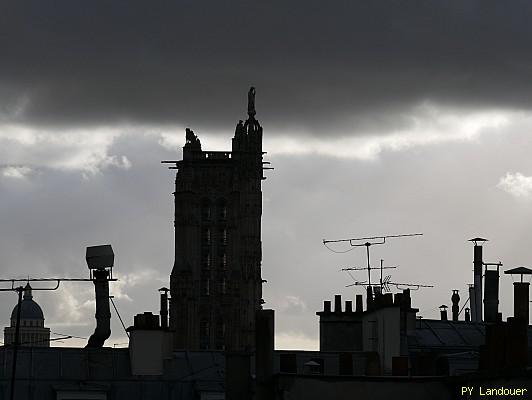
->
[[10, 287, 23, 400], [380, 259, 384, 290], [365, 243, 371, 287]]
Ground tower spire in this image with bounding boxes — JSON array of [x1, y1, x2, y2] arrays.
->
[[247, 86, 256, 119]]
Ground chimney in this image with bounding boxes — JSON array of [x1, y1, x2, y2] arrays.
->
[[483, 265, 500, 322], [355, 295, 363, 313], [513, 282, 530, 325], [468, 284, 477, 322], [323, 300, 332, 313], [469, 238, 487, 322], [85, 245, 114, 348], [366, 286, 374, 311], [439, 305, 448, 321], [345, 301, 353, 313], [334, 295, 342, 313], [159, 287, 169, 329], [465, 308, 471, 322], [128, 312, 172, 375], [451, 290, 460, 322], [382, 293, 393, 307], [504, 267, 532, 326]]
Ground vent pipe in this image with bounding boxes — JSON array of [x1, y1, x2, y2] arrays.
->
[[451, 290, 460, 322], [85, 245, 114, 348]]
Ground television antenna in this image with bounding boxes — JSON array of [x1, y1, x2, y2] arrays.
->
[[323, 233, 423, 287], [343, 259, 433, 292]]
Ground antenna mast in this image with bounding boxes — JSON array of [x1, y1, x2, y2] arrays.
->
[[323, 233, 423, 288]]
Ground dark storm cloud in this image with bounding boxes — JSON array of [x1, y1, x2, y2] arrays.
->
[[2, 1, 532, 133]]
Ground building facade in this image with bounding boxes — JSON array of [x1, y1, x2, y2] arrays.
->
[[167, 88, 265, 351]]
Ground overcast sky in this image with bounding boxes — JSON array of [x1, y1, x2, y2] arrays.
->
[[2, 1, 532, 349]]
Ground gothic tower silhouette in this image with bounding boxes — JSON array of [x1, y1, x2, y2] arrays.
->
[[167, 88, 265, 351]]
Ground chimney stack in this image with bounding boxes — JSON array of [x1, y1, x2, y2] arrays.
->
[[483, 264, 500, 322], [355, 295, 363, 313], [513, 283, 529, 325], [334, 294, 342, 313], [366, 286, 373, 311], [504, 267, 532, 326], [469, 238, 487, 322], [159, 287, 170, 329], [439, 305, 448, 321], [451, 290, 460, 322], [345, 301, 353, 313], [468, 284, 477, 322]]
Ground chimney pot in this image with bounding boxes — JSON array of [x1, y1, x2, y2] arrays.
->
[[334, 295, 342, 313], [355, 295, 363, 313], [345, 301, 353, 313]]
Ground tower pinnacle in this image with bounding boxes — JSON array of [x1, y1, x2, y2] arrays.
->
[[247, 86, 256, 119]]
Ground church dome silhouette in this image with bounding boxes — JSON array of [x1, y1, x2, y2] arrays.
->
[[10, 283, 45, 322]]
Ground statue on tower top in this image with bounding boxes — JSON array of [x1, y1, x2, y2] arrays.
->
[[247, 86, 256, 119]]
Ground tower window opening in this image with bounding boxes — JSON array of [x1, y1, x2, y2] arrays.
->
[[202, 228, 211, 245], [201, 272, 210, 296], [217, 199, 227, 220], [221, 278, 227, 294], [202, 252, 211, 268], [201, 199, 211, 221], [215, 320, 225, 350], [200, 320, 210, 349], [220, 228, 227, 246]]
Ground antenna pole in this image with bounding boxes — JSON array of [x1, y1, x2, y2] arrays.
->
[[9, 287, 23, 400], [366, 243, 371, 287], [380, 259, 383, 290], [323, 232, 423, 291]]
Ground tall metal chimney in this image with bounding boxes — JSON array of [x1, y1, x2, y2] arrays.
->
[[483, 263, 501, 322], [469, 238, 487, 322], [85, 245, 114, 348], [159, 287, 170, 329], [451, 290, 460, 322], [504, 267, 532, 326]]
